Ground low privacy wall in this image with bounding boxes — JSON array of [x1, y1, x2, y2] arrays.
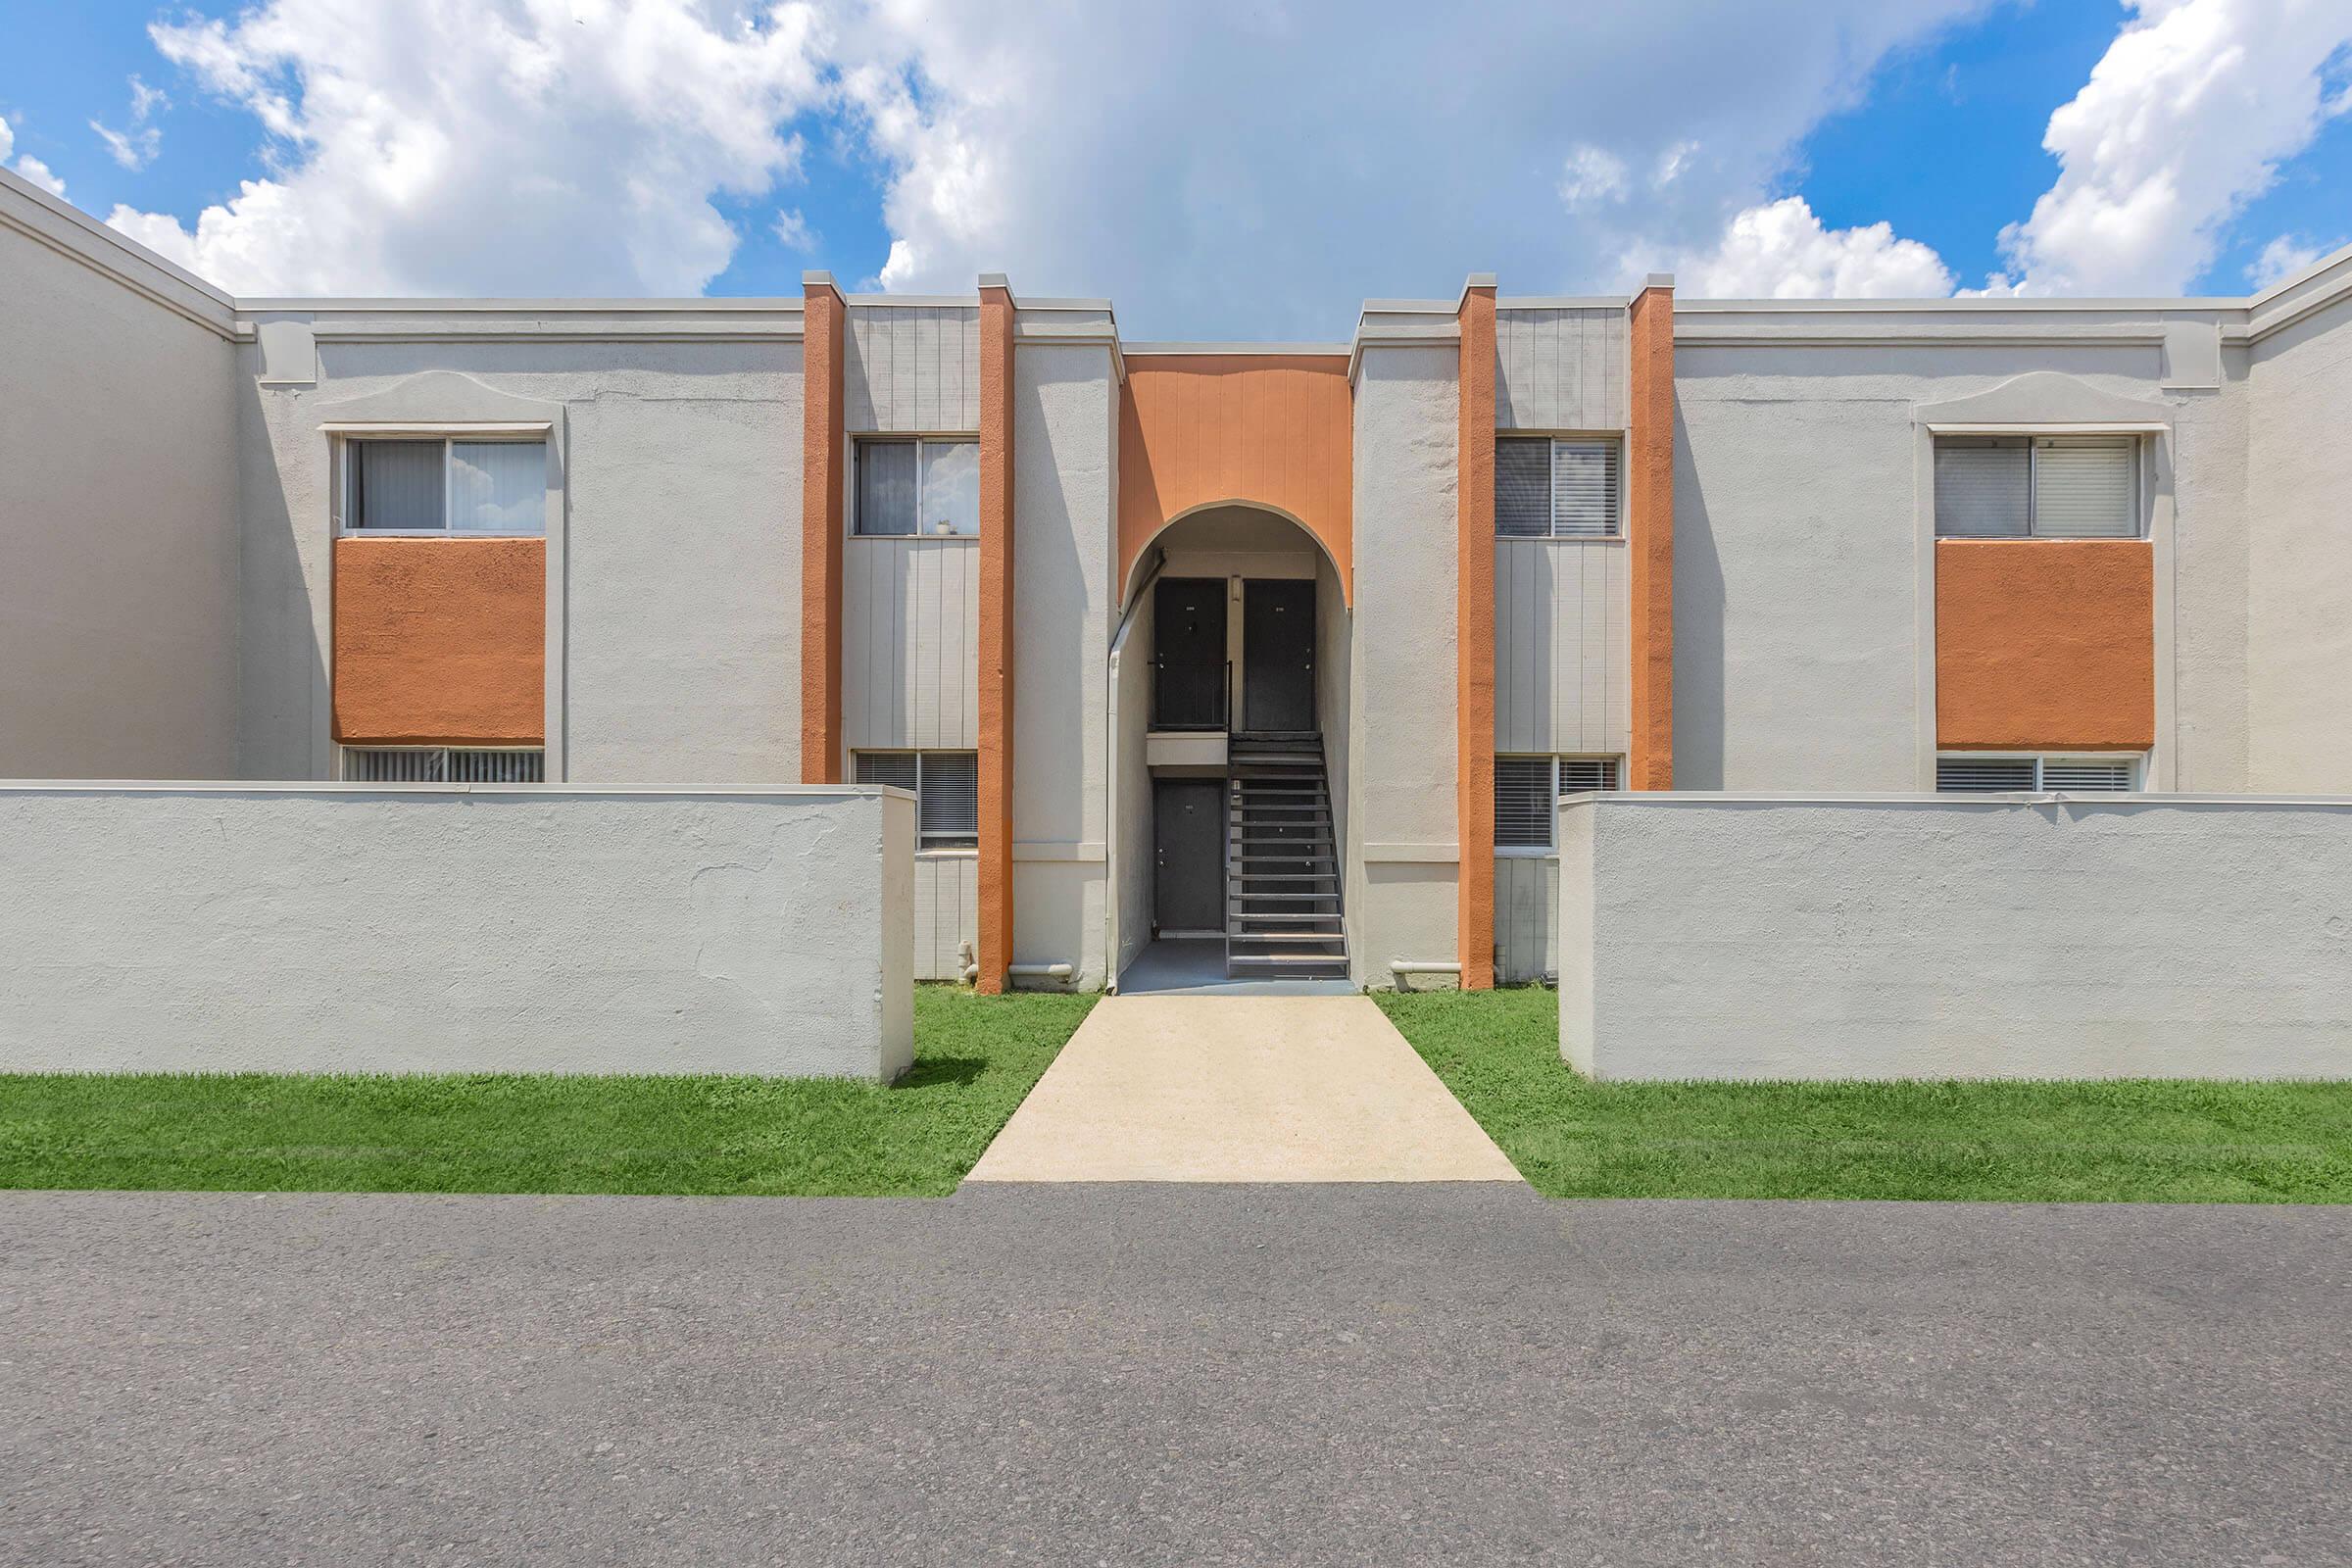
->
[[0, 784, 913, 1078], [1559, 795, 2352, 1080]]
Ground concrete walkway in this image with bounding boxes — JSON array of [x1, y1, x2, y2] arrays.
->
[[965, 995, 1523, 1183]]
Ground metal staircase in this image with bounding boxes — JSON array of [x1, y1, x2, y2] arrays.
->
[[1225, 732, 1348, 980]]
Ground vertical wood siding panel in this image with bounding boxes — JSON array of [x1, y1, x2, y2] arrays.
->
[[1494, 541, 1517, 749]]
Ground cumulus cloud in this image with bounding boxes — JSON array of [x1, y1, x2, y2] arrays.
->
[[773, 206, 818, 251], [2, 116, 70, 197], [1978, 0, 2352, 295], [91, 75, 168, 171], [1662, 195, 1956, 297], [1557, 144, 1629, 209], [2247, 233, 2331, 286], [106, 0, 830, 297]]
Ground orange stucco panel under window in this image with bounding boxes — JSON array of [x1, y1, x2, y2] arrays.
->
[[1935, 540, 2154, 751], [1117, 355, 1352, 603], [333, 536, 546, 746]]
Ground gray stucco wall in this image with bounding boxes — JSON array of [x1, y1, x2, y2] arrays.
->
[[234, 332, 804, 783], [1349, 342, 1460, 981], [0, 784, 912, 1077], [1009, 338, 1116, 988], [0, 178, 239, 778], [1560, 794, 2352, 1080], [2247, 289, 2352, 792]]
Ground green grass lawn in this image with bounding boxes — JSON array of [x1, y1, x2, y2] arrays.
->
[[0, 987, 1095, 1199], [1378, 988, 2352, 1203]]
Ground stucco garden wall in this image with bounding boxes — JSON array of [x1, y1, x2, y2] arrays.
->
[[1560, 794, 2352, 1080], [0, 784, 912, 1078]]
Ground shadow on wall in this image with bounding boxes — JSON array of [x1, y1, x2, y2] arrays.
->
[[1670, 397, 1726, 789], [237, 368, 325, 778]]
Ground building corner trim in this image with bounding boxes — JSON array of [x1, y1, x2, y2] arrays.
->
[[1456, 279, 1497, 990], [976, 279, 1017, 993], [1628, 281, 1676, 790], [799, 275, 847, 783]]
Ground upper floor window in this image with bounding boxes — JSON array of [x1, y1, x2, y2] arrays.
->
[[344, 746, 545, 784], [1936, 754, 2138, 793], [1496, 437, 1620, 538], [1934, 436, 2139, 539], [346, 438, 547, 534], [853, 750, 980, 850], [855, 437, 979, 537]]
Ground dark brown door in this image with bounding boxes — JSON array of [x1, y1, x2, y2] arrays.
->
[[1153, 577, 1228, 730], [1243, 579, 1315, 732], [1153, 778, 1225, 933]]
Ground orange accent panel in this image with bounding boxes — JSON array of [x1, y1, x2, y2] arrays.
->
[[800, 280, 847, 783], [1116, 355, 1353, 603], [333, 537, 544, 745], [1456, 285, 1497, 991], [1936, 540, 2155, 750], [975, 284, 1016, 994], [1626, 284, 1676, 790]]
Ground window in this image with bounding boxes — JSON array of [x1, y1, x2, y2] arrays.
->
[[1496, 437, 1619, 538], [1934, 436, 2138, 539], [345, 747, 544, 783], [855, 750, 980, 850], [855, 438, 979, 536], [346, 439, 547, 534], [1936, 755, 2138, 793], [1495, 755, 1621, 850]]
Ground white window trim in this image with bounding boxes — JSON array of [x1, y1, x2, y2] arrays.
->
[[334, 429, 553, 538], [849, 433, 982, 540], [1933, 752, 2145, 791], [1495, 432, 1626, 541], [1931, 432, 2147, 541], [1495, 754, 1622, 856], [855, 748, 981, 855]]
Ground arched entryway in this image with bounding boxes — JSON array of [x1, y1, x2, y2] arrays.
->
[[1107, 503, 1354, 993]]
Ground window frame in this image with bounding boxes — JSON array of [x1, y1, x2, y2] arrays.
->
[[1494, 753, 1622, 855], [1933, 752, 2144, 793], [1494, 434, 1624, 540], [336, 433, 551, 538], [850, 434, 982, 539], [338, 745, 547, 784], [853, 748, 981, 854], [1932, 434, 2144, 541]]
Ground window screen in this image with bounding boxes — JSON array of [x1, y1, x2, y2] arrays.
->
[[346, 747, 544, 783], [855, 440, 919, 536], [1934, 439, 2030, 537], [351, 440, 446, 530], [853, 752, 918, 793], [1936, 756, 2038, 792], [1495, 440, 1552, 537], [1494, 757, 1555, 849], [855, 751, 978, 849], [2032, 439, 2136, 538]]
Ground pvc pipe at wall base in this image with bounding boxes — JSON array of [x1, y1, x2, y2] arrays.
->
[[1008, 961, 1075, 985], [1390, 960, 1461, 989]]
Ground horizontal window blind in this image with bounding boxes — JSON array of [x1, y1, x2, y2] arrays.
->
[[917, 752, 979, 848], [1936, 756, 2037, 792], [1494, 758, 1554, 848], [1549, 440, 1619, 537], [1556, 757, 1619, 793], [1934, 439, 2030, 537], [2032, 438, 2136, 538], [2040, 758, 2135, 792], [1495, 439, 1551, 537], [351, 440, 445, 530], [853, 751, 918, 793], [346, 748, 544, 783]]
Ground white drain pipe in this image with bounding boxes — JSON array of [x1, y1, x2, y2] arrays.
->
[[1008, 961, 1076, 986], [1390, 959, 1460, 990]]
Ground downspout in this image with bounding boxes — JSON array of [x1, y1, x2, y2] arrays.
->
[[1102, 549, 1166, 995]]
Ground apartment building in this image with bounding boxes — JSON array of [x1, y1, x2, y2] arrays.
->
[[5, 165, 2348, 993]]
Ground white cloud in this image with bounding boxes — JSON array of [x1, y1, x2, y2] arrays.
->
[[1980, 0, 2352, 295], [773, 206, 818, 250], [1663, 195, 1956, 298], [106, 0, 831, 297], [2, 115, 70, 197], [1558, 144, 1629, 209], [91, 75, 168, 171], [2247, 233, 2330, 286]]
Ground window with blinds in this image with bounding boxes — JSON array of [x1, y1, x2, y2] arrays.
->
[[855, 750, 979, 849], [346, 439, 547, 534], [1936, 755, 2138, 792], [345, 747, 544, 783], [1495, 756, 1621, 849], [1495, 438, 1620, 538], [1934, 436, 2138, 538], [855, 438, 980, 536]]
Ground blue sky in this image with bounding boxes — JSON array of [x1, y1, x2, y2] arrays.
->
[[2, 1, 2346, 337]]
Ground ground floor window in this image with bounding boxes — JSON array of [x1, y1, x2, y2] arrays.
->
[[854, 750, 980, 850], [1495, 754, 1621, 850], [1935, 754, 2139, 793], [343, 746, 544, 783]]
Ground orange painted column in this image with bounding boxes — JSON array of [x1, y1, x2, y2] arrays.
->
[[976, 277, 1017, 994], [1455, 278, 1497, 990], [1627, 278, 1676, 790], [800, 272, 846, 783]]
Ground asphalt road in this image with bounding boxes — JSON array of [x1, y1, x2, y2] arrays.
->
[[3, 1186, 2346, 1565]]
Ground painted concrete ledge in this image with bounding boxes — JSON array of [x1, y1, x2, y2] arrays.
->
[[0, 783, 913, 1078], [967, 996, 1523, 1183]]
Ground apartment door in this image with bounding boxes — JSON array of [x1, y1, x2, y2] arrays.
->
[[1153, 778, 1225, 934], [1152, 577, 1229, 729], [1242, 579, 1315, 732]]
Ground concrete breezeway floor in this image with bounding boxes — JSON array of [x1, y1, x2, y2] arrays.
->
[[964, 993, 1524, 1183]]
